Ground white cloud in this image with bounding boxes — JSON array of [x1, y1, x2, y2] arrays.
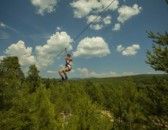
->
[[0, 21, 18, 33], [117, 44, 140, 56], [86, 15, 112, 30], [35, 32, 73, 68], [122, 72, 135, 76], [0, 56, 4, 61], [87, 15, 102, 24], [0, 22, 6, 28], [86, 15, 103, 30], [5, 40, 36, 66], [117, 4, 142, 23], [1, 31, 73, 70], [90, 24, 104, 30], [117, 44, 124, 52], [70, 0, 101, 18], [77, 67, 117, 78], [76, 67, 137, 78], [47, 70, 56, 74], [103, 16, 112, 25], [73, 37, 110, 57], [31, 0, 58, 15], [71, 1, 141, 32], [100, 0, 119, 11], [113, 23, 121, 31], [56, 26, 61, 31], [70, 0, 119, 18], [70, 0, 117, 31]]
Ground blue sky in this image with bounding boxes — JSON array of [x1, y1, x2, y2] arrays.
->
[[0, 0, 168, 78]]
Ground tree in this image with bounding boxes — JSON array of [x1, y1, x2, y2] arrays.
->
[[111, 79, 145, 130], [165, 0, 168, 5], [0, 56, 24, 80], [0, 56, 24, 110], [146, 32, 168, 73], [145, 32, 168, 129], [27, 65, 40, 92], [142, 77, 168, 129], [32, 86, 58, 130]]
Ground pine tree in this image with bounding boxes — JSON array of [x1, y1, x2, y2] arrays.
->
[[142, 77, 168, 129], [0, 56, 24, 80], [0, 56, 24, 110], [32, 86, 58, 130], [146, 32, 168, 73], [27, 65, 40, 92], [145, 31, 168, 129]]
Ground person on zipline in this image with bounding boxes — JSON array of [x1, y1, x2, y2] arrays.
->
[[58, 53, 73, 81]]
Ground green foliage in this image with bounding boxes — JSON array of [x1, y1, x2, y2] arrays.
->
[[146, 32, 168, 73], [31, 86, 58, 130], [27, 64, 41, 92], [50, 83, 112, 130], [0, 56, 168, 129], [0, 57, 24, 111], [145, 31, 168, 129], [0, 56, 24, 80], [165, 0, 168, 5], [106, 79, 145, 130], [141, 77, 168, 129]]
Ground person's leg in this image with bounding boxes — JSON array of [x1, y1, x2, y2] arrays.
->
[[63, 70, 68, 80], [58, 69, 65, 81], [63, 67, 70, 80]]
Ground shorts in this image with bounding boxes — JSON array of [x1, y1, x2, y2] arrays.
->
[[59, 65, 72, 72], [66, 65, 72, 71]]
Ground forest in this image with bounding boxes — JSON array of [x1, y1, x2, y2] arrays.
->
[[0, 32, 168, 130]]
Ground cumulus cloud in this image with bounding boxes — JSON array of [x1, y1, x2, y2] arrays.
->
[[56, 26, 61, 31], [113, 23, 121, 31], [90, 24, 104, 30], [71, 0, 116, 30], [70, 0, 119, 18], [76, 67, 136, 78], [117, 44, 140, 56], [73, 37, 110, 57], [71, 1, 141, 32], [70, 0, 100, 18], [122, 72, 135, 76], [86, 15, 112, 30], [47, 70, 56, 74], [1, 31, 73, 70], [111, 4, 142, 32], [35, 32, 73, 68], [0, 22, 6, 28], [87, 15, 102, 24], [117, 4, 142, 23], [77, 68, 117, 78], [100, 0, 119, 11], [103, 16, 112, 25], [86, 15, 103, 30], [5, 40, 36, 66], [31, 0, 58, 15]]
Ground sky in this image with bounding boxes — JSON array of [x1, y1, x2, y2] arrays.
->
[[0, 0, 168, 78]]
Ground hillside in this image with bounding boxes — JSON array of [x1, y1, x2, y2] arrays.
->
[[1, 70, 167, 130]]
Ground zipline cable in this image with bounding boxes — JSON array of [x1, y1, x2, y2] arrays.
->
[[56, 0, 116, 57], [73, 0, 116, 43]]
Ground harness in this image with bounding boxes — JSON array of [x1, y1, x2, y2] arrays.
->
[[65, 59, 72, 71]]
